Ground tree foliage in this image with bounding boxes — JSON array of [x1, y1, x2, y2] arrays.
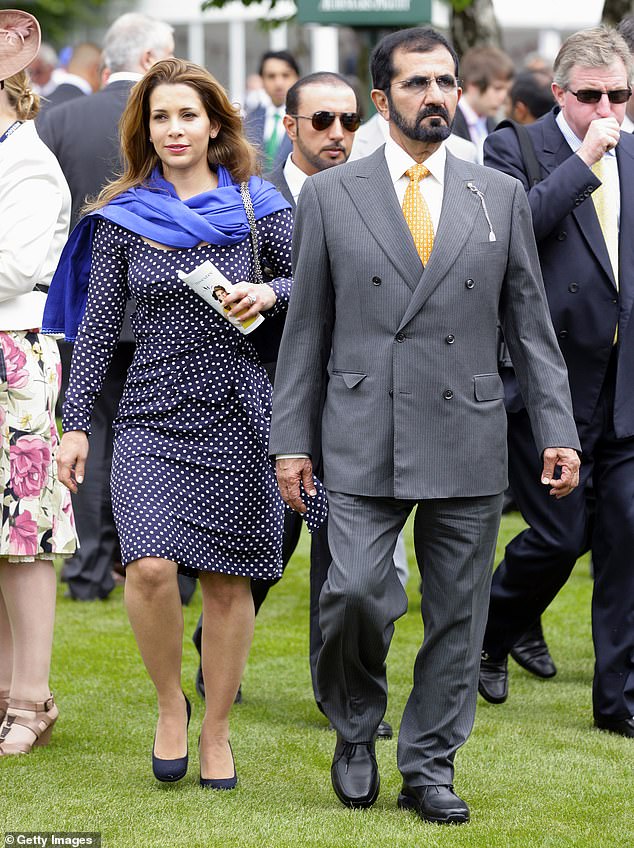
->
[[601, 0, 634, 26], [0, 0, 110, 46]]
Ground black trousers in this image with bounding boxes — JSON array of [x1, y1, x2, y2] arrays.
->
[[483, 355, 634, 720], [61, 341, 134, 600]]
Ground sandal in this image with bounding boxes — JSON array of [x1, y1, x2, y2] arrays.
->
[[0, 690, 9, 724], [0, 694, 58, 755]]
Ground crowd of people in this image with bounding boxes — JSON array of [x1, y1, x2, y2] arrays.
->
[[0, 3, 632, 830]]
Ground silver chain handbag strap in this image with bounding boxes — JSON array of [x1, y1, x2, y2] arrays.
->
[[240, 181, 264, 285]]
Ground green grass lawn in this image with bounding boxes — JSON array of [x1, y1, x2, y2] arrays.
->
[[1, 512, 632, 848]]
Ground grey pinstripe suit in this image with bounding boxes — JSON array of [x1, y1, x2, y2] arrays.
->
[[270, 144, 580, 785]]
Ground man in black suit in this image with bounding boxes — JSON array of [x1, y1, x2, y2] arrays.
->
[[479, 26, 634, 739], [37, 12, 174, 601], [453, 45, 514, 162]]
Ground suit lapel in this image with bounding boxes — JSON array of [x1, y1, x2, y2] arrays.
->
[[616, 137, 634, 298], [542, 115, 616, 288], [341, 148, 423, 293], [397, 153, 481, 330]]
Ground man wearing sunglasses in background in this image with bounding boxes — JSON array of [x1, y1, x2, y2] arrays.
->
[[271, 26, 580, 825], [479, 27, 634, 741]]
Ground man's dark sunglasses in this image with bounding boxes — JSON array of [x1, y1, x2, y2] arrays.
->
[[291, 111, 361, 132], [567, 87, 632, 104]]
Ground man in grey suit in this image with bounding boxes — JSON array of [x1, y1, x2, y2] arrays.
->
[[38, 13, 174, 601], [270, 27, 581, 825]]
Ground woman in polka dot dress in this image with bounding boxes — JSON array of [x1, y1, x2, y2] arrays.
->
[[50, 59, 294, 789]]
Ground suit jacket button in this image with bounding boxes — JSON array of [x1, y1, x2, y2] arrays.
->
[[465, 278, 475, 289], [372, 276, 382, 286], [388, 389, 393, 397], [395, 332, 406, 342], [445, 334, 455, 344], [558, 329, 568, 339], [557, 231, 567, 241], [568, 283, 579, 293], [443, 389, 454, 400]]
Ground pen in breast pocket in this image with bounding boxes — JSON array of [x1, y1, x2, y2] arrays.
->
[[467, 182, 496, 242]]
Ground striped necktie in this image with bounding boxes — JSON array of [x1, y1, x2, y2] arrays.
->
[[402, 164, 434, 266]]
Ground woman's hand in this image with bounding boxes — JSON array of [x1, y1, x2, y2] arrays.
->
[[57, 430, 89, 493], [223, 282, 277, 322]]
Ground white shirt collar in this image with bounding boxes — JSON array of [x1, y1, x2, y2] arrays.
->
[[107, 72, 143, 85], [283, 153, 308, 203], [457, 98, 487, 130], [384, 132, 446, 187], [621, 113, 634, 133], [53, 72, 93, 95]]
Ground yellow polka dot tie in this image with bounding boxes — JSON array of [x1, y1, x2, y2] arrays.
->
[[402, 163, 434, 266]]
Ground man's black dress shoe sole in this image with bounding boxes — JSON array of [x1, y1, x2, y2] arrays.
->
[[398, 784, 470, 825], [375, 719, 393, 739], [331, 737, 380, 809], [510, 621, 557, 679], [594, 715, 634, 738], [478, 652, 509, 704]]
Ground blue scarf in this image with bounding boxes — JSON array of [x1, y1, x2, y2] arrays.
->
[[42, 166, 291, 341]]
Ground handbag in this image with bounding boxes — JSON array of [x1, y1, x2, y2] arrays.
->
[[239, 181, 287, 365]]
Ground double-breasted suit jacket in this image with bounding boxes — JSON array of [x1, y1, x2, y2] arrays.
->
[[269, 145, 580, 494]]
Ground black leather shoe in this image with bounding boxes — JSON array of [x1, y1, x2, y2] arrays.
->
[[375, 719, 393, 740], [478, 651, 508, 703], [398, 783, 470, 825], [510, 620, 557, 678], [195, 664, 242, 704], [594, 715, 634, 738], [331, 735, 379, 808]]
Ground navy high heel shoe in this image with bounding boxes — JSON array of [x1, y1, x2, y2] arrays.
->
[[152, 694, 191, 782], [199, 738, 237, 790]]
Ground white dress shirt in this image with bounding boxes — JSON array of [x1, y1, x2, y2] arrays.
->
[[457, 99, 488, 163], [0, 121, 71, 330], [263, 104, 286, 147], [383, 133, 446, 233], [283, 153, 309, 204], [621, 114, 634, 134]]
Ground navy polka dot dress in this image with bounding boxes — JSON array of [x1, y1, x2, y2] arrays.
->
[[62, 210, 294, 580]]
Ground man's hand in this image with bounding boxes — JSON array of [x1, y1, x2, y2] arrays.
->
[[541, 447, 580, 499], [577, 117, 621, 167], [276, 457, 316, 513], [57, 430, 89, 493]]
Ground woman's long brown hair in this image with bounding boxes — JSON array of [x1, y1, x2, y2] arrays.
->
[[84, 57, 259, 213]]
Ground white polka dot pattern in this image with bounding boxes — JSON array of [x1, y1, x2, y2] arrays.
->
[[62, 213, 295, 580], [402, 164, 434, 266]]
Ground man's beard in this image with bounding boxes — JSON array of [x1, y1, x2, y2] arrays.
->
[[296, 133, 349, 173], [388, 96, 452, 143]]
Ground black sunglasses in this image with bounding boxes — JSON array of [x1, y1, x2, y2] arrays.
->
[[291, 111, 361, 132], [567, 87, 631, 104]]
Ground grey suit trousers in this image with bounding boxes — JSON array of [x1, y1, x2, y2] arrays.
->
[[318, 489, 503, 786]]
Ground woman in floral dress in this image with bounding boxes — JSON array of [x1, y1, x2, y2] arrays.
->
[[0, 9, 77, 756]]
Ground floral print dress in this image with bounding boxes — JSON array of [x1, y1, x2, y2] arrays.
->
[[0, 331, 77, 561]]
